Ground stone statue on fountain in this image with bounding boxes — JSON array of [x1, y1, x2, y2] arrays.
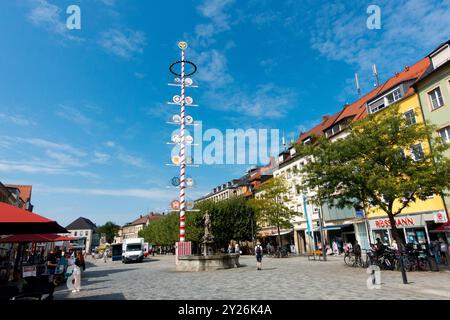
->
[[202, 211, 215, 256]]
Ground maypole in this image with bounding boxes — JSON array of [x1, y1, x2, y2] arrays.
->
[[168, 41, 198, 257]]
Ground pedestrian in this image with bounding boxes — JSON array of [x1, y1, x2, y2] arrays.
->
[[255, 242, 263, 270], [227, 243, 233, 254], [72, 251, 84, 293], [353, 240, 362, 265], [103, 249, 108, 263], [266, 242, 271, 255], [235, 243, 240, 256], [438, 237, 448, 266], [46, 249, 58, 282], [332, 240, 339, 255]]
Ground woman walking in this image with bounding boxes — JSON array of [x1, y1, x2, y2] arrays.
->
[[72, 251, 84, 293]]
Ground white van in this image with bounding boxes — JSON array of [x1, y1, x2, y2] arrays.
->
[[122, 238, 144, 263]]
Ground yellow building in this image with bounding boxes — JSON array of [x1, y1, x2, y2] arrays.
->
[[364, 59, 447, 245]]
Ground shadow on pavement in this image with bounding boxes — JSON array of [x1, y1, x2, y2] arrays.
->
[[57, 292, 126, 300], [84, 268, 138, 278]]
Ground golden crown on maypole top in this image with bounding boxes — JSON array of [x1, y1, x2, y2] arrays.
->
[[178, 41, 188, 50]]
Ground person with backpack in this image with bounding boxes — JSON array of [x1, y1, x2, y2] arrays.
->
[[255, 242, 263, 270]]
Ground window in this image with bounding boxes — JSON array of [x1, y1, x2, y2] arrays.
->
[[386, 88, 402, 104], [428, 87, 444, 110], [438, 126, 450, 143], [74, 231, 77, 236], [411, 144, 424, 161], [404, 109, 416, 125], [303, 138, 312, 145]]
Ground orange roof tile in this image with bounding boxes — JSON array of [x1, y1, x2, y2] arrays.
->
[[302, 57, 431, 136]]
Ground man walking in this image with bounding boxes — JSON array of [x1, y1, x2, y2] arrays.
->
[[255, 242, 263, 270]]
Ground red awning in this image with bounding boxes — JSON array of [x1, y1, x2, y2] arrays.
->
[[0, 233, 74, 243], [0, 202, 68, 235], [433, 221, 450, 231]]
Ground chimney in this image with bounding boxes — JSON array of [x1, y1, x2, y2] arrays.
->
[[322, 115, 330, 122], [151, 213, 154, 216], [140, 215, 142, 218], [405, 66, 410, 71]]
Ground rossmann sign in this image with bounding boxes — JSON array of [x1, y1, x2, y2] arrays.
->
[[374, 217, 415, 229]]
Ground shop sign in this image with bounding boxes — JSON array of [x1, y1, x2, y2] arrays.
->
[[374, 217, 415, 229], [434, 211, 448, 223], [22, 265, 36, 277]]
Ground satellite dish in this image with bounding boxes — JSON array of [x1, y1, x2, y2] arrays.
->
[[185, 136, 193, 145], [173, 95, 181, 103], [185, 115, 193, 124], [186, 156, 193, 165], [185, 78, 193, 86], [174, 78, 181, 83]]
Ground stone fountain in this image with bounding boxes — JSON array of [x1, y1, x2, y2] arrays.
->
[[176, 211, 240, 271]]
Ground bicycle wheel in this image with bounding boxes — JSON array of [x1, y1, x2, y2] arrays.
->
[[344, 254, 355, 266]]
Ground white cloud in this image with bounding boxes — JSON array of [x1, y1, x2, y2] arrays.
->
[[55, 104, 93, 126], [118, 153, 145, 168], [36, 186, 170, 200], [45, 150, 85, 167], [204, 83, 297, 119], [99, 29, 147, 59], [195, 50, 233, 89], [0, 160, 98, 178], [309, 0, 450, 91], [0, 113, 36, 126], [104, 141, 116, 148], [0, 160, 65, 174], [93, 152, 110, 164], [4, 136, 87, 157]]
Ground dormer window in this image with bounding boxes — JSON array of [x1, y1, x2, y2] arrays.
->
[[386, 88, 402, 104], [303, 138, 311, 145], [368, 86, 403, 114], [289, 148, 296, 156]]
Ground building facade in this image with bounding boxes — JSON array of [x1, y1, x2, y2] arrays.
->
[[66, 217, 99, 253], [415, 40, 450, 215], [118, 213, 163, 241]]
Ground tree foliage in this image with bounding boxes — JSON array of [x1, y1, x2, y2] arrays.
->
[[195, 196, 257, 249], [297, 105, 450, 247], [248, 177, 296, 249], [96, 221, 120, 244], [139, 197, 256, 250]]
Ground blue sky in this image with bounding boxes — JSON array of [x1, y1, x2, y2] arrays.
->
[[0, 0, 449, 226]]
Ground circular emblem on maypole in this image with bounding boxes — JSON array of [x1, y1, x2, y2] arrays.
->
[[171, 200, 180, 210], [178, 41, 188, 50], [171, 177, 181, 187]]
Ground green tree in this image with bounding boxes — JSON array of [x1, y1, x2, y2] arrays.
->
[[248, 177, 296, 255], [139, 211, 204, 246], [297, 105, 450, 280], [195, 196, 257, 249], [96, 221, 120, 244]]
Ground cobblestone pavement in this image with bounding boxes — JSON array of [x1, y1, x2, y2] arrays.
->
[[54, 255, 450, 300]]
